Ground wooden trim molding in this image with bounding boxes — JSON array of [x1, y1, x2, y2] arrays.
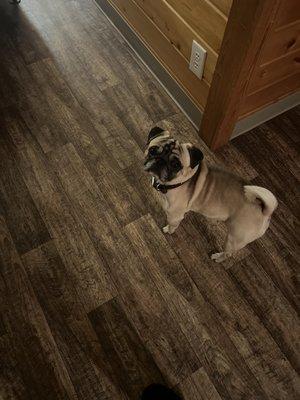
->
[[199, 0, 280, 150]]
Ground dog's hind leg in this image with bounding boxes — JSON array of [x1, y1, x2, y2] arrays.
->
[[211, 233, 247, 263], [211, 211, 267, 262]]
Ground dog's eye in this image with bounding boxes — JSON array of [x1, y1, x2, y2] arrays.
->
[[148, 146, 159, 156], [170, 159, 181, 169]]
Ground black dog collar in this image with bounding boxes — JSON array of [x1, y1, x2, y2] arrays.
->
[[151, 176, 190, 194]]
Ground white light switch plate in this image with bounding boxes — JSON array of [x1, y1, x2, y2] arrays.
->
[[189, 40, 206, 79]]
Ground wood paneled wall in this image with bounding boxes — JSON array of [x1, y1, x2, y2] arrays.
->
[[239, 0, 300, 117], [102, 0, 298, 149], [105, 0, 232, 110]]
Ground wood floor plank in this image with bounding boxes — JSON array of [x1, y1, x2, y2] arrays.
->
[[25, 58, 86, 147], [47, 43, 109, 116], [0, 110, 51, 255], [0, 0, 299, 398], [47, 141, 143, 241], [127, 215, 300, 399], [10, 124, 115, 312], [61, 28, 120, 92], [47, 24, 121, 93], [23, 57, 125, 176], [28, 57, 78, 109], [86, 99, 144, 170], [20, 0, 109, 35], [0, 217, 76, 400], [269, 198, 300, 254], [17, 56, 125, 176], [95, 170, 147, 226], [267, 106, 300, 144], [21, 109, 69, 154], [93, 212, 201, 386], [259, 121, 300, 182], [48, 142, 108, 219], [58, 106, 122, 178], [89, 297, 165, 400], [178, 367, 222, 400], [0, 351, 30, 400], [249, 236, 299, 312], [233, 124, 300, 217], [102, 82, 155, 149], [40, 28, 121, 112], [229, 254, 300, 373], [0, 37, 40, 111], [83, 21, 178, 122], [49, 140, 146, 227], [124, 215, 273, 400], [21, 240, 127, 400], [215, 143, 259, 181]]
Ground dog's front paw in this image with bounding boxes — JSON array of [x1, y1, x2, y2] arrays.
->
[[211, 252, 226, 263], [162, 225, 177, 234], [163, 225, 170, 234]]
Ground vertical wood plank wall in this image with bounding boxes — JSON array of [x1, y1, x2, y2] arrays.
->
[[104, 0, 233, 111], [100, 0, 299, 149], [239, 0, 300, 117]]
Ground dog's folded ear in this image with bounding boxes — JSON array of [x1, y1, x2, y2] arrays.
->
[[188, 146, 204, 169], [147, 126, 165, 144]]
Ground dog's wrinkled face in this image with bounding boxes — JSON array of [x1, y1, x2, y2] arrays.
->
[[144, 126, 203, 182]]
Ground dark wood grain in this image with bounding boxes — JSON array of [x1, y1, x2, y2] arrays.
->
[[0, 218, 75, 400], [102, 82, 155, 149], [124, 214, 300, 400], [89, 297, 165, 399], [124, 215, 266, 400], [93, 213, 201, 387], [10, 120, 115, 312], [231, 126, 300, 217], [0, 109, 51, 254], [0, 0, 299, 399], [229, 254, 300, 373], [178, 367, 223, 400], [21, 240, 126, 400], [269, 107, 300, 144]]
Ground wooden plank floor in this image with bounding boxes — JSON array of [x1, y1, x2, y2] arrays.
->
[[0, 1, 299, 399]]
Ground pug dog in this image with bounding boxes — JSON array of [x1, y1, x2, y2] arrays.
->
[[144, 126, 278, 262]]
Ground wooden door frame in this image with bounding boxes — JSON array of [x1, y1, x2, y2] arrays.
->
[[199, 0, 280, 150]]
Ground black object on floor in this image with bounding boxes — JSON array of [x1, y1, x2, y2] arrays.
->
[[141, 384, 182, 400]]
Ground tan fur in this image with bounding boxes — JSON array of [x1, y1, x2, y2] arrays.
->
[[145, 136, 278, 262]]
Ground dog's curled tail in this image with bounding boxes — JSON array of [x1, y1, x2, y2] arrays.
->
[[244, 185, 278, 217]]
